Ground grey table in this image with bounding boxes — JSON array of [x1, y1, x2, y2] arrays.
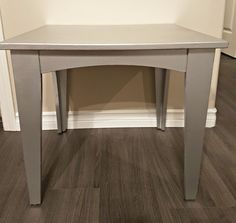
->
[[0, 24, 227, 205]]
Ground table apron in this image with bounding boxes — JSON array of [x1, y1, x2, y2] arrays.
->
[[39, 49, 188, 73]]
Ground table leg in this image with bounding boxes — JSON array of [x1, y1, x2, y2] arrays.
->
[[11, 50, 42, 205], [155, 68, 170, 131], [184, 49, 215, 200], [52, 70, 68, 134]]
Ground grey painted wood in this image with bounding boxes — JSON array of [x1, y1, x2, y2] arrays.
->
[[0, 24, 228, 50], [11, 50, 42, 205], [184, 49, 215, 200], [155, 68, 170, 130], [52, 70, 68, 134], [2, 24, 227, 205], [40, 50, 188, 73]]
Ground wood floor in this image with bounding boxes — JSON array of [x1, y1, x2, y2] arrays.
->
[[1, 55, 236, 223]]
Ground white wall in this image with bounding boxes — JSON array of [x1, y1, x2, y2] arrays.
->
[[0, 0, 45, 37], [223, 0, 236, 57], [45, 0, 180, 25]]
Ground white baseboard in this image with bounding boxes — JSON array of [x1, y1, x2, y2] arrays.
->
[[15, 108, 217, 131]]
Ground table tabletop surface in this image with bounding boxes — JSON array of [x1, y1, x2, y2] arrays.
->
[[0, 24, 228, 51]]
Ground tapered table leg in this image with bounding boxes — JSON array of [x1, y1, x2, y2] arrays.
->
[[155, 68, 170, 131], [184, 49, 215, 200], [52, 70, 68, 134], [11, 50, 42, 205]]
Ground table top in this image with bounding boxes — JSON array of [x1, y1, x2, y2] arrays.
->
[[0, 24, 228, 51]]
